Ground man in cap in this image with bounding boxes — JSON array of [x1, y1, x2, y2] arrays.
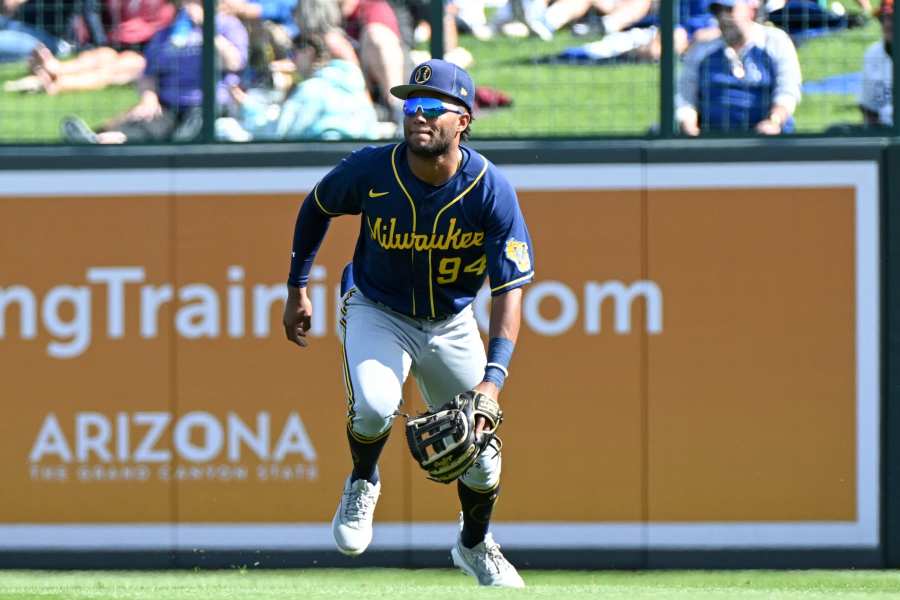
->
[[282, 58, 533, 588], [676, 0, 802, 135]]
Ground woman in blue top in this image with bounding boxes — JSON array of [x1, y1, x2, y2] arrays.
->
[[227, 30, 381, 141]]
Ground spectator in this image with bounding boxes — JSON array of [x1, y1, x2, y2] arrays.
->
[[289, 0, 406, 120], [768, 0, 870, 38], [859, 0, 892, 127], [0, 0, 105, 63], [104, 0, 178, 48], [521, 0, 654, 40], [217, 0, 298, 88], [396, 0, 474, 68], [590, 0, 720, 61], [4, 0, 175, 94], [290, 0, 361, 77], [452, 0, 494, 40], [341, 0, 409, 122], [676, 0, 801, 135], [219, 0, 298, 38], [61, 0, 248, 143], [221, 30, 382, 140]]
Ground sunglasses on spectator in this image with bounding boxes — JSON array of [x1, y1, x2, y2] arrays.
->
[[402, 97, 465, 119]]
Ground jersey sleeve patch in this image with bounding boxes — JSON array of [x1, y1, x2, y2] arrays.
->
[[504, 238, 532, 273]]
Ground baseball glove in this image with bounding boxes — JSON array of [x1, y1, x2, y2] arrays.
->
[[404, 390, 503, 484]]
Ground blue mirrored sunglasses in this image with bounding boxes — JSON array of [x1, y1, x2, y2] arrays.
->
[[402, 97, 465, 118]]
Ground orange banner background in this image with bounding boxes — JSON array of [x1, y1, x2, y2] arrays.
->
[[0, 186, 857, 525]]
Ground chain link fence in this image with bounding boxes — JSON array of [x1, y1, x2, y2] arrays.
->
[[0, 0, 893, 143]]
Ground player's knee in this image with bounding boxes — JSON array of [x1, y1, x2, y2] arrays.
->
[[460, 468, 500, 492], [349, 403, 395, 439]]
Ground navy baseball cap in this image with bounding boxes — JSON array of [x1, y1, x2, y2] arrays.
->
[[391, 59, 475, 113]]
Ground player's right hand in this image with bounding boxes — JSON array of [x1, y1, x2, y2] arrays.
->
[[283, 286, 313, 348]]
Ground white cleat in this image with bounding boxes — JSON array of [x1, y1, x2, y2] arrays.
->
[[332, 476, 380, 556], [451, 533, 526, 588]]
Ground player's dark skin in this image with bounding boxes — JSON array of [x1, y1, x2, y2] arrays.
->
[[404, 90, 470, 186], [284, 88, 525, 439]]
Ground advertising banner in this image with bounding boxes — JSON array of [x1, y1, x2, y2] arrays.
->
[[0, 161, 879, 550]]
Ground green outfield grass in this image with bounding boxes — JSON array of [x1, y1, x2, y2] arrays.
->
[[1, 569, 900, 600], [0, 17, 883, 142]]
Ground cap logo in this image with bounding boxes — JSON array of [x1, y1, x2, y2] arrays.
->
[[459, 87, 468, 97], [414, 65, 432, 84]]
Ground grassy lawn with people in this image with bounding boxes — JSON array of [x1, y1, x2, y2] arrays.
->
[[0, 17, 882, 143]]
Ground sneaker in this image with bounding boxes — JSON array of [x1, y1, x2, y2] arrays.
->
[[172, 109, 203, 142], [332, 475, 380, 556], [61, 116, 98, 144], [451, 532, 526, 588], [572, 16, 607, 38]]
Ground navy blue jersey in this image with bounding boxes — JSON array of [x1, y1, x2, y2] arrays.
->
[[310, 143, 534, 319], [678, 25, 802, 133], [698, 46, 776, 131]]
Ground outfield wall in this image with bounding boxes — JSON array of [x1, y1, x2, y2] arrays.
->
[[0, 140, 893, 568]]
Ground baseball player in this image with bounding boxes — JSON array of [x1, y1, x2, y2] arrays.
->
[[282, 59, 534, 588]]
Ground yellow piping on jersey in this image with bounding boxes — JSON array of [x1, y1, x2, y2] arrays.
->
[[427, 160, 489, 318], [339, 289, 357, 430], [340, 289, 393, 444], [339, 317, 355, 429], [490, 272, 534, 293], [348, 424, 392, 444], [313, 183, 345, 217], [391, 144, 418, 316]]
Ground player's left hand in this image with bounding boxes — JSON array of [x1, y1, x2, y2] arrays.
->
[[404, 389, 503, 483], [471, 381, 500, 437]]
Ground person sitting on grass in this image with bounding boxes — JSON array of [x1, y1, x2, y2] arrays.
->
[[221, 30, 382, 140], [859, 0, 893, 128], [340, 0, 410, 123], [767, 0, 871, 39], [61, 0, 247, 144], [0, 0, 105, 64], [520, 0, 654, 41], [216, 0, 298, 89], [4, 0, 176, 94]]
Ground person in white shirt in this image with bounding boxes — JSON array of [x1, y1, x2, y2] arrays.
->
[[859, 0, 893, 127]]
